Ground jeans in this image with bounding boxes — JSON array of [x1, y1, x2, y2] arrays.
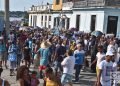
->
[[54, 61, 63, 75], [74, 64, 82, 81]]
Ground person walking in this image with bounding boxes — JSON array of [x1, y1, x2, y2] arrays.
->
[[74, 43, 85, 82], [23, 44, 31, 68], [91, 45, 105, 76], [0, 38, 7, 69], [8, 41, 17, 76], [97, 51, 114, 86], [61, 50, 75, 86], [37, 41, 51, 78], [54, 40, 66, 75]]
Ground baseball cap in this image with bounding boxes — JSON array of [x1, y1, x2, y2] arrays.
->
[[106, 51, 114, 56]]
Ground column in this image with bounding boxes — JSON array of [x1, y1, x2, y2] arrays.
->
[[47, 15, 49, 28], [65, 18, 67, 30], [43, 15, 45, 27]]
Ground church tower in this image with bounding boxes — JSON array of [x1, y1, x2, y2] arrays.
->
[[53, 0, 62, 11]]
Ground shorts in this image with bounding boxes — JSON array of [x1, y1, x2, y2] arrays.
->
[[54, 61, 63, 72], [38, 65, 46, 71], [9, 61, 16, 69], [96, 66, 99, 76], [61, 73, 73, 85], [0, 52, 7, 61]]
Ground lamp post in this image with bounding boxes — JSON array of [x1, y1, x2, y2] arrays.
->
[[4, 0, 10, 35]]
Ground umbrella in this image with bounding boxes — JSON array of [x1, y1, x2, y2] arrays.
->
[[91, 31, 103, 37]]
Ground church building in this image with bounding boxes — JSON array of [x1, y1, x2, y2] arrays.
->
[[28, 0, 120, 36]]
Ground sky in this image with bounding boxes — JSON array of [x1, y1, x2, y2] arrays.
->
[[0, 0, 52, 11]]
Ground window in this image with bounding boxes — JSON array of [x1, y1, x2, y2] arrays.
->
[[49, 25, 51, 28], [31, 16, 32, 26], [49, 16, 51, 21], [67, 18, 70, 29], [41, 16, 43, 21], [56, 0, 60, 5], [41, 22, 43, 26], [54, 18, 56, 26], [76, 15, 80, 31], [45, 16, 47, 21], [90, 15, 96, 32]]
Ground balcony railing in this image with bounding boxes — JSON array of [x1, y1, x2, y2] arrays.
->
[[73, 0, 105, 8], [73, 0, 120, 8], [28, 5, 52, 12]]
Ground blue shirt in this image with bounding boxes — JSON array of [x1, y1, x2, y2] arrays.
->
[[74, 50, 85, 65], [0, 43, 6, 52], [38, 48, 50, 66]]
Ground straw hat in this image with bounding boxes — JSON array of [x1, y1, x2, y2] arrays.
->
[[40, 41, 51, 49]]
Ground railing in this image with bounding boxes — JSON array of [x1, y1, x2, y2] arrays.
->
[[73, 0, 120, 8], [28, 5, 52, 12], [73, 0, 105, 8], [105, 0, 120, 7]]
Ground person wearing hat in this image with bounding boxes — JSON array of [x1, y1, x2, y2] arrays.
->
[[97, 51, 114, 86], [37, 41, 51, 79]]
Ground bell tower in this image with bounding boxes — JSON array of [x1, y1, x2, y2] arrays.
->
[[53, 0, 62, 11]]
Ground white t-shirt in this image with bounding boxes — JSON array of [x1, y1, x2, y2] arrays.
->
[[96, 52, 105, 67], [61, 56, 75, 75], [98, 60, 113, 86], [107, 44, 116, 52]]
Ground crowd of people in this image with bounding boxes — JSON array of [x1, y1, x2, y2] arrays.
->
[[0, 28, 119, 86]]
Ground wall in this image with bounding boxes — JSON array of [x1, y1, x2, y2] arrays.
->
[[29, 13, 52, 28], [71, 10, 105, 32], [103, 8, 120, 35], [53, 0, 62, 11]]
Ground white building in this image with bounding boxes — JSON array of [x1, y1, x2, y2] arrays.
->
[[28, 0, 120, 36], [28, 5, 52, 28]]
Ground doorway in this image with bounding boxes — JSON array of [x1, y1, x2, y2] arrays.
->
[[90, 15, 96, 32], [107, 16, 118, 35], [76, 15, 80, 31]]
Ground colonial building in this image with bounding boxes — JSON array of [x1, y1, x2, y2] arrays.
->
[[28, 0, 120, 36]]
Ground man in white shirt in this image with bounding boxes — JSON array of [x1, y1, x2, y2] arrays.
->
[[91, 45, 105, 76], [97, 51, 114, 86], [61, 50, 75, 86]]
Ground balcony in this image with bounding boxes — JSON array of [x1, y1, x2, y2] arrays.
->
[[28, 5, 52, 13], [73, 0, 120, 8], [62, 2, 74, 10], [73, 0, 105, 8]]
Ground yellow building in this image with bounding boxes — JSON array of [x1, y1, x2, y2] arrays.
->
[[53, 0, 62, 11]]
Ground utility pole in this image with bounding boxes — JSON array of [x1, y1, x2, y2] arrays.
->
[[4, 0, 10, 35]]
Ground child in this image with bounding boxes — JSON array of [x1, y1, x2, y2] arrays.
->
[[31, 71, 40, 86], [44, 67, 61, 86]]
